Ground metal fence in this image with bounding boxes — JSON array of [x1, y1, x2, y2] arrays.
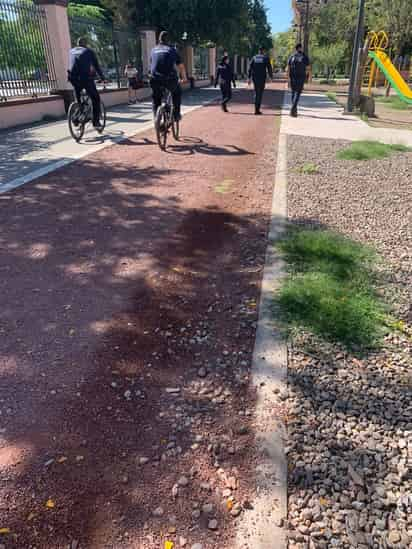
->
[[69, 14, 142, 90], [0, 0, 57, 100], [193, 47, 210, 80]]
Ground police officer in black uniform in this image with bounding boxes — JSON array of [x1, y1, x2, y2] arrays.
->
[[150, 31, 187, 121], [68, 37, 105, 130], [214, 55, 236, 112], [248, 47, 273, 115], [287, 43, 310, 117]]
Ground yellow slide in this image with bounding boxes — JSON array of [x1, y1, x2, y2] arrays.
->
[[368, 50, 412, 104]]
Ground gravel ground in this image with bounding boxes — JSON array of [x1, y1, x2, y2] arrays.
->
[[286, 135, 412, 548]]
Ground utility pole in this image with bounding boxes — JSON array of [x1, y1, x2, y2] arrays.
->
[[347, 0, 366, 112]]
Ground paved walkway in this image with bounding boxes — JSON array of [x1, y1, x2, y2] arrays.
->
[[281, 91, 412, 145], [0, 87, 219, 193]]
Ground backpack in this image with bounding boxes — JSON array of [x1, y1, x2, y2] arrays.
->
[[290, 53, 307, 79]]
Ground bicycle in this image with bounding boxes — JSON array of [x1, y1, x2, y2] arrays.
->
[[68, 91, 106, 142], [154, 87, 180, 151]]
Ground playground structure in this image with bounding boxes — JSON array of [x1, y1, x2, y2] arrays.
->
[[365, 30, 412, 105]]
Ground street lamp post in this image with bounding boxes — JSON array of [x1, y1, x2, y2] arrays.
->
[[347, 0, 366, 112]]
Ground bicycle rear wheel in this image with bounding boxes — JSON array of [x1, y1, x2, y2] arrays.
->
[[97, 100, 106, 134], [172, 117, 180, 141], [155, 106, 168, 151], [68, 102, 85, 142]]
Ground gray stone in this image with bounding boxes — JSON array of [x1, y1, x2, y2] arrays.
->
[[152, 506, 164, 517], [202, 503, 214, 514], [208, 519, 218, 530], [178, 476, 189, 487]]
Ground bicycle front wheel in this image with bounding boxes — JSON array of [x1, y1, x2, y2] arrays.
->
[[97, 100, 106, 134], [68, 102, 85, 142], [155, 106, 168, 151]]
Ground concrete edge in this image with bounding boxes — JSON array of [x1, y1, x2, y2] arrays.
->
[[0, 92, 218, 195], [235, 98, 288, 549]]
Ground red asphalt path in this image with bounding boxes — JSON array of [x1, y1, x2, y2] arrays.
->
[[0, 85, 284, 549]]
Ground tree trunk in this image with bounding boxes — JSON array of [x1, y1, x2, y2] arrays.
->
[[353, 42, 368, 107]]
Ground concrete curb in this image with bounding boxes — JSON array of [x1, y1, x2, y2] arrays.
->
[[235, 108, 288, 548]]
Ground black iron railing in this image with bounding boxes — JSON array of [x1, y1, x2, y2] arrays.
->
[[0, 0, 57, 100], [69, 15, 142, 90]]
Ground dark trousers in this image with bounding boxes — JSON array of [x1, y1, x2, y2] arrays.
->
[[290, 78, 305, 113], [73, 79, 101, 125], [220, 81, 232, 105], [253, 79, 265, 112], [151, 78, 182, 117]]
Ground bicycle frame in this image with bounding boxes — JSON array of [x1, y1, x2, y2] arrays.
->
[[79, 93, 93, 124]]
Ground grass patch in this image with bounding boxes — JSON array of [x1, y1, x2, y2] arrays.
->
[[337, 140, 410, 161], [297, 163, 319, 175], [319, 79, 337, 85], [326, 92, 337, 103], [276, 228, 387, 350], [375, 95, 411, 110], [214, 178, 234, 194]]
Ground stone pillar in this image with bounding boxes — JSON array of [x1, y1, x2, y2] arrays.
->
[[184, 46, 194, 78], [209, 47, 216, 80], [139, 28, 157, 78], [233, 54, 239, 77], [243, 57, 248, 77], [34, 0, 72, 108]]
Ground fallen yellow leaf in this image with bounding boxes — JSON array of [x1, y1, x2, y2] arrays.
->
[[165, 541, 174, 549], [46, 499, 55, 509], [319, 497, 328, 506], [226, 500, 234, 511], [57, 456, 68, 463], [0, 528, 10, 535]]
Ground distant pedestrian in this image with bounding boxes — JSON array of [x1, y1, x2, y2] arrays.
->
[[215, 55, 236, 112], [125, 62, 139, 104], [248, 47, 273, 115], [287, 43, 310, 117]]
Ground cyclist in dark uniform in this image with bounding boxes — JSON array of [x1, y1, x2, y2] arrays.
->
[[68, 37, 105, 129], [214, 55, 236, 112], [150, 31, 186, 121], [248, 47, 273, 115]]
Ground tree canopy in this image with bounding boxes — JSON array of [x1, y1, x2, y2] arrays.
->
[[96, 0, 273, 55], [307, 0, 412, 74]]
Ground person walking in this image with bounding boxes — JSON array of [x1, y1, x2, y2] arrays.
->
[[248, 47, 273, 115], [215, 55, 236, 112], [287, 43, 310, 117], [124, 62, 139, 104]]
